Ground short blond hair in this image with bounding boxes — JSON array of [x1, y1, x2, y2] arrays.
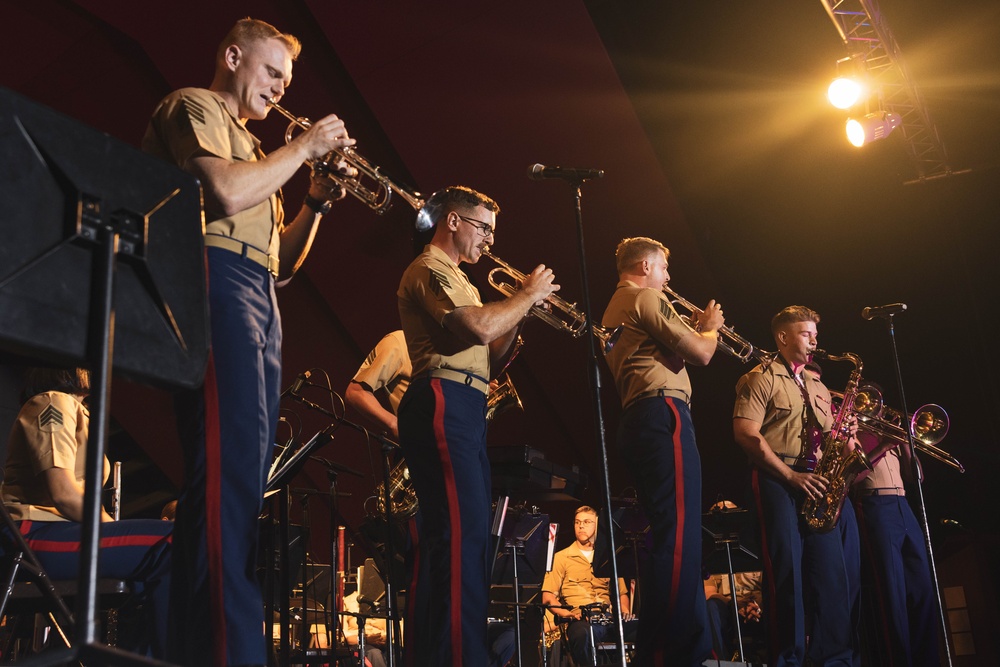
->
[[217, 18, 301, 62], [771, 305, 820, 336], [615, 237, 669, 275]]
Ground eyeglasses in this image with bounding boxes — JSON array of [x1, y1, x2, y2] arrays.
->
[[456, 214, 495, 238], [574, 519, 596, 526]]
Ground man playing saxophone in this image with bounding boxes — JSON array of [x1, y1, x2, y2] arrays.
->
[[732, 306, 853, 667]]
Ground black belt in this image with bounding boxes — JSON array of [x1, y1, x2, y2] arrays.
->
[[625, 388, 690, 411]]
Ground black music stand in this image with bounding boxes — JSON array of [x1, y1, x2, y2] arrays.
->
[[491, 505, 549, 666], [0, 87, 207, 666], [702, 507, 759, 664]]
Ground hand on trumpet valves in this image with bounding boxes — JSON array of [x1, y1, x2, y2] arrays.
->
[[693, 299, 725, 333], [520, 264, 560, 308], [295, 113, 356, 162], [308, 168, 347, 202]]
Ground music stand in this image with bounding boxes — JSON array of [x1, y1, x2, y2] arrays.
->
[[491, 506, 549, 666], [0, 87, 207, 666], [702, 507, 759, 664]]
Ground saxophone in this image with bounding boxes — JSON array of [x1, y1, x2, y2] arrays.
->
[[801, 350, 874, 532]]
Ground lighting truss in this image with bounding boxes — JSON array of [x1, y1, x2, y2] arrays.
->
[[819, 0, 958, 182]]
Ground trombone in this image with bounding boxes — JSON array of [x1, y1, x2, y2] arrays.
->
[[661, 285, 771, 363], [480, 249, 621, 353], [832, 384, 964, 472], [267, 99, 425, 215]]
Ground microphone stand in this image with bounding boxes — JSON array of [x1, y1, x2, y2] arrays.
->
[[549, 177, 626, 666], [876, 312, 953, 667], [285, 391, 401, 667]]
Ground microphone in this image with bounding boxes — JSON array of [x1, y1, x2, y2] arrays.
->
[[861, 303, 907, 320], [281, 370, 312, 398], [527, 163, 604, 182]]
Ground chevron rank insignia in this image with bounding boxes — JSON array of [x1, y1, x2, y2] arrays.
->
[[38, 404, 65, 433], [658, 297, 674, 321], [429, 268, 452, 297]]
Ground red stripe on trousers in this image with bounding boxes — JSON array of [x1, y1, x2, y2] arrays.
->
[[431, 379, 463, 663], [203, 357, 227, 667], [24, 533, 170, 552], [751, 468, 780, 662], [653, 398, 686, 667]]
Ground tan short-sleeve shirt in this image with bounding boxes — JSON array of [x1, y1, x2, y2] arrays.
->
[[602, 280, 694, 407], [351, 330, 412, 414], [541, 543, 628, 608], [142, 87, 283, 259], [397, 244, 489, 379], [733, 360, 834, 463], [2, 392, 108, 521], [857, 434, 905, 491]]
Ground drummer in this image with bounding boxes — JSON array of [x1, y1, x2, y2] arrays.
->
[[541, 506, 637, 664]]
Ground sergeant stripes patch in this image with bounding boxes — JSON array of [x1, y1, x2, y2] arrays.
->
[[429, 268, 452, 297], [38, 404, 64, 432]]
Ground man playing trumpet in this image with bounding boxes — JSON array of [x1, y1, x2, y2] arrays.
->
[[396, 186, 558, 665], [142, 18, 354, 667], [601, 236, 723, 665]]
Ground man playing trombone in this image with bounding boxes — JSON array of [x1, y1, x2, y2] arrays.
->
[[396, 186, 558, 666], [142, 18, 354, 667], [854, 428, 942, 666], [601, 236, 723, 665]]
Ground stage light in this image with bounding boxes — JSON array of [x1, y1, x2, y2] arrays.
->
[[828, 77, 863, 109], [846, 111, 902, 147]]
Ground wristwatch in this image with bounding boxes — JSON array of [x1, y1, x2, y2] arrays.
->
[[304, 194, 332, 216]]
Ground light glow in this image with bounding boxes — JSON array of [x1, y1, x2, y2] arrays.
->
[[828, 77, 863, 109], [846, 112, 903, 147]]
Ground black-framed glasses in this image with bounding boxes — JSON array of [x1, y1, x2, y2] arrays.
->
[[456, 214, 495, 238]]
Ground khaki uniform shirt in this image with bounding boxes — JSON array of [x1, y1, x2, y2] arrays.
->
[[705, 571, 762, 606], [858, 441, 906, 492], [602, 280, 694, 408], [734, 360, 834, 465], [397, 244, 489, 380], [541, 543, 628, 609], [2, 392, 109, 521], [143, 87, 283, 262], [352, 330, 412, 415]]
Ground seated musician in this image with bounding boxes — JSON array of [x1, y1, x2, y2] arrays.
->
[[541, 505, 636, 665], [1, 367, 173, 658]]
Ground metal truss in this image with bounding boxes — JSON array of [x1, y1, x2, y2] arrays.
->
[[820, 0, 958, 182]]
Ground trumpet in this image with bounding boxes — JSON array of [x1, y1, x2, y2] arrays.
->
[[267, 99, 425, 215], [480, 249, 621, 353], [661, 286, 770, 363], [832, 384, 963, 472]]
